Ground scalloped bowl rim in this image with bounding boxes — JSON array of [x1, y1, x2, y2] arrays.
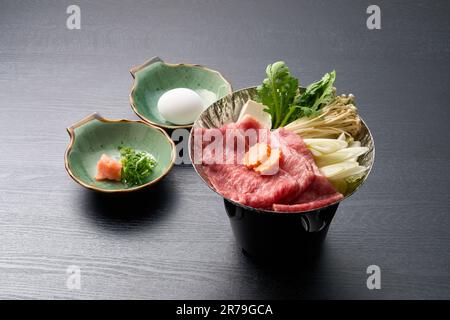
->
[[64, 113, 176, 193], [129, 57, 233, 130]]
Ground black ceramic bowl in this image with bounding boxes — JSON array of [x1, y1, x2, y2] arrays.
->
[[189, 87, 375, 259]]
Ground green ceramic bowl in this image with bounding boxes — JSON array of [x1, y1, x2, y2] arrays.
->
[[65, 113, 176, 192], [129, 57, 232, 129]]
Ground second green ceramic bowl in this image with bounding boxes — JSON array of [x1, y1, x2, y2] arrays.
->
[[65, 113, 176, 193], [129, 57, 232, 129]]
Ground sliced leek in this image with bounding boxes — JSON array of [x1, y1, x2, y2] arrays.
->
[[304, 138, 348, 154], [303, 135, 369, 192], [315, 147, 369, 167]]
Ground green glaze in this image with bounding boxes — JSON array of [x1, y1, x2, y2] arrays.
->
[[130, 57, 232, 129], [66, 114, 175, 192]]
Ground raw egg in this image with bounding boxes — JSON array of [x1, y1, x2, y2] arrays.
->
[[157, 88, 203, 125]]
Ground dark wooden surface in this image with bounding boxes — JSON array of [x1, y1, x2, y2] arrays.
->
[[0, 0, 449, 299]]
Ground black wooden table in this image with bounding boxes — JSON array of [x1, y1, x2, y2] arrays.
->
[[1, 0, 449, 299]]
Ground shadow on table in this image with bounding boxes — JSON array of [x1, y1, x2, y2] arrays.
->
[[81, 178, 176, 234], [234, 243, 329, 299]]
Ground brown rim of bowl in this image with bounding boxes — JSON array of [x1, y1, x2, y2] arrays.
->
[[64, 112, 176, 193], [188, 86, 376, 215], [129, 56, 233, 130]]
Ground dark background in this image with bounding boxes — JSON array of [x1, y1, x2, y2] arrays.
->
[[0, 0, 449, 299]]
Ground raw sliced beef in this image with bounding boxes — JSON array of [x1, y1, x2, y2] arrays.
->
[[199, 116, 301, 208], [275, 128, 316, 196], [203, 164, 300, 208], [197, 115, 343, 211], [272, 129, 343, 212], [272, 176, 343, 212]]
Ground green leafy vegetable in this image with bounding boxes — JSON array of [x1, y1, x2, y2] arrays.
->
[[119, 146, 157, 186], [256, 61, 337, 128], [296, 70, 336, 117], [280, 70, 336, 127], [256, 61, 299, 128]]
